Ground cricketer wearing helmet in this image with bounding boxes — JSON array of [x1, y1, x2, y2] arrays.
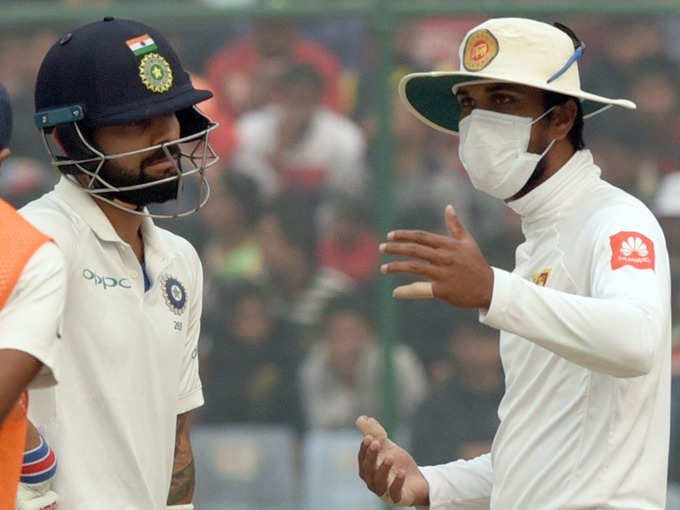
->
[[357, 18, 671, 510], [0, 83, 65, 510], [20, 17, 218, 510]]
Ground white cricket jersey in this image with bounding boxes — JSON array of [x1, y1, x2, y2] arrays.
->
[[0, 242, 66, 388], [419, 150, 671, 509], [234, 105, 366, 199], [22, 177, 204, 510]]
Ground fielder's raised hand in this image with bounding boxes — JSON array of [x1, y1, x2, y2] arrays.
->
[[356, 416, 429, 506], [381, 205, 494, 308]]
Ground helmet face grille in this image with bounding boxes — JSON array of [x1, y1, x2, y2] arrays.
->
[[40, 108, 220, 219]]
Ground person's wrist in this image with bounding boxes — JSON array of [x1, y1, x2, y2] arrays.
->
[[481, 265, 495, 309]]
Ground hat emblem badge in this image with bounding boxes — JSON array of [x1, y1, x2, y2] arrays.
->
[[463, 29, 499, 72], [139, 52, 174, 93]]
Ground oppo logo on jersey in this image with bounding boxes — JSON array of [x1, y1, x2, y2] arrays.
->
[[82, 269, 132, 289]]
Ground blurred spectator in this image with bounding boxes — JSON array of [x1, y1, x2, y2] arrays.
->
[[626, 57, 680, 185], [0, 157, 53, 208], [318, 195, 379, 286], [479, 206, 525, 271], [651, 172, 680, 368], [233, 63, 366, 206], [390, 204, 453, 378], [301, 18, 368, 115], [257, 192, 354, 333], [191, 74, 239, 164], [410, 317, 503, 466], [653, 172, 680, 265], [583, 35, 680, 203], [201, 170, 264, 285], [204, 18, 341, 118], [299, 292, 428, 429], [406, 16, 484, 70], [589, 133, 655, 204], [201, 279, 302, 429], [0, 30, 58, 163]]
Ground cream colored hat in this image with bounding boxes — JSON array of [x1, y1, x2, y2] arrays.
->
[[399, 18, 636, 134]]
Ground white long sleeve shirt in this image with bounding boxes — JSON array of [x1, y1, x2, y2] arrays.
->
[[419, 150, 671, 509]]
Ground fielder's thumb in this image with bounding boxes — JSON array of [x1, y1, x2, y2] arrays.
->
[[356, 415, 388, 441]]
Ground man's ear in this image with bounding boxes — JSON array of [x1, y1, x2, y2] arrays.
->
[[549, 100, 577, 142]]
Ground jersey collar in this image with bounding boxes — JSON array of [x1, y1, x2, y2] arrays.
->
[[55, 176, 124, 242], [54, 177, 174, 267], [507, 149, 601, 230]]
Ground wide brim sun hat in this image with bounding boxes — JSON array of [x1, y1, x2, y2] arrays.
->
[[399, 17, 636, 134]]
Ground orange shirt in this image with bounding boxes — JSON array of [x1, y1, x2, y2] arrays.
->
[[0, 198, 51, 508], [0, 392, 28, 508]]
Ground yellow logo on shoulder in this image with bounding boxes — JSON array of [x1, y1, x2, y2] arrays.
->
[[532, 269, 552, 287], [463, 29, 499, 71], [139, 52, 173, 93]]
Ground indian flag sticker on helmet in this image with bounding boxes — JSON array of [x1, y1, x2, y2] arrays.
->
[[139, 53, 173, 93], [125, 34, 158, 57], [463, 29, 499, 72]]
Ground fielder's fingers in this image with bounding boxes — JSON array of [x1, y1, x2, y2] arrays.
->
[[392, 281, 434, 299], [361, 439, 381, 475], [379, 242, 447, 264], [372, 456, 393, 497], [387, 229, 449, 247], [389, 470, 406, 504], [358, 436, 372, 474], [445, 205, 466, 236], [381, 260, 440, 279]]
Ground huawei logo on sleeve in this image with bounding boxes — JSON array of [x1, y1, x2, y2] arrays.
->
[[610, 232, 655, 271], [620, 237, 648, 257]]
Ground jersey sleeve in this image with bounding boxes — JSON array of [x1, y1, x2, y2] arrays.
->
[[479, 206, 668, 378], [416, 453, 492, 510], [176, 249, 204, 414], [0, 243, 67, 388]]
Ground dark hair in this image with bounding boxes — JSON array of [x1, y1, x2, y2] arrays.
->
[[53, 123, 98, 175], [222, 171, 262, 227], [543, 91, 585, 151], [209, 279, 269, 335], [279, 64, 324, 94], [546, 22, 585, 151], [265, 192, 318, 264], [321, 291, 375, 328]]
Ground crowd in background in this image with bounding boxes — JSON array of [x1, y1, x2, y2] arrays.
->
[[3, 13, 680, 508]]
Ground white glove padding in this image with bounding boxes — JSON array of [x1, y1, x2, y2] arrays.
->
[[166, 505, 194, 509], [356, 416, 417, 506], [15, 480, 58, 510]]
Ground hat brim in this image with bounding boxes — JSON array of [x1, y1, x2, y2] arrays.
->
[[399, 71, 636, 135], [83, 85, 213, 128]]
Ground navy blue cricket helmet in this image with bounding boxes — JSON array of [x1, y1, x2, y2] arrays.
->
[[34, 17, 219, 218]]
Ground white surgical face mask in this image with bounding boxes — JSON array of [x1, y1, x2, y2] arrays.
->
[[458, 108, 556, 200]]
